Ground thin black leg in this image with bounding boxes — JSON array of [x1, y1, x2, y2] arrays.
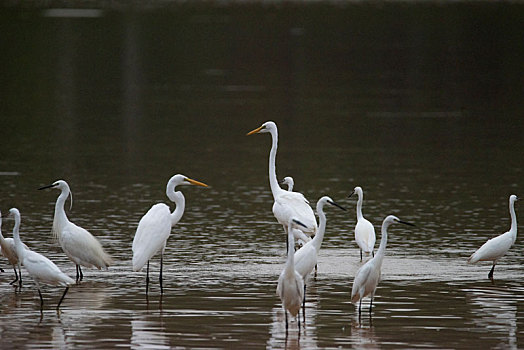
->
[[76, 265, 80, 283], [79, 266, 83, 281], [369, 297, 373, 313], [360, 249, 362, 261], [146, 260, 150, 296], [38, 289, 44, 310], [57, 287, 69, 310], [488, 264, 495, 282], [18, 264, 22, 287], [302, 284, 306, 324], [358, 298, 362, 315], [9, 266, 18, 285], [285, 310, 288, 331], [159, 254, 163, 294], [372, 250, 374, 257]]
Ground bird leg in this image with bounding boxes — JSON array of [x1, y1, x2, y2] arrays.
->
[[18, 264, 22, 287], [75, 265, 84, 283], [369, 297, 373, 313], [360, 249, 363, 262], [57, 287, 69, 310], [358, 298, 362, 315], [488, 264, 495, 282], [285, 310, 288, 331], [159, 254, 164, 294], [146, 260, 150, 296], [38, 289, 44, 310], [9, 266, 19, 285], [303, 284, 306, 324]]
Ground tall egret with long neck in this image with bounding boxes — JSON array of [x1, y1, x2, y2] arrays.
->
[[349, 186, 376, 261], [468, 195, 519, 282], [351, 215, 414, 315], [8, 208, 74, 310], [38, 180, 113, 282], [132, 174, 208, 295], [247, 121, 317, 246], [0, 210, 28, 286], [277, 218, 306, 331], [294, 196, 346, 313]]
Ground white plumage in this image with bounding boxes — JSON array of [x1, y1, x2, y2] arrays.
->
[[277, 218, 305, 330], [468, 195, 519, 281], [0, 210, 28, 286], [351, 215, 414, 315], [9, 208, 74, 310], [39, 180, 113, 282], [350, 186, 376, 261], [247, 121, 317, 245], [132, 174, 208, 294]]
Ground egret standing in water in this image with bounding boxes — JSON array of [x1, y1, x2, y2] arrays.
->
[[39, 180, 113, 282], [349, 186, 376, 261], [351, 215, 414, 316], [294, 196, 346, 315], [0, 210, 28, 286], [468, 195, 519, 282], [281, 177, 294, 191], [277, 218, 307, 331], [247, 122, 317, 246], [132, 174, 208, 295], [8, 208, 74, 311]]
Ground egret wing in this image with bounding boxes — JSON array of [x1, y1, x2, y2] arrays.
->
[[468, 232, 513, 263], [132, 203, 172, 271], [273, 192, 317, 235]]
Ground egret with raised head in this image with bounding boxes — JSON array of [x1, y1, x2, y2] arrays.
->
[[39, 180, 113, 282], [132, 174, 208, 295], [468, 195, 519, 282], [351, 215, 414, 316], [349, 186, 376, 261], [8, 208, 74, 310]]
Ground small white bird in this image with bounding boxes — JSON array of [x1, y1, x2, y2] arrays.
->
[[39, 180, 113, 282], [294, 196, 346, 313], [468, 195, 519, 282], [349, 186, 376, 261], [247, 122, 318, 247], [0, 210, 28, 286], [132, 174, 208, 295], [277, 218, 306, 331], [351, 215, 414, 315], [280, 176, 294, 192], [9, 208, 74, 310]]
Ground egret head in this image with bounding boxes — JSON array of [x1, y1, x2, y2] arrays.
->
[[317, 196, 346, 211], [348, 186, 363, 199], [8, 207, 20, 218], [383, 215, 415, 228], [38, 180, 70, 192], [247, 121, 277, 135], [510, 194, 519, 203]]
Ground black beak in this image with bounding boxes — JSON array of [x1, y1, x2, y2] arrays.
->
[[395, 219, 416, 227], [328, 200, 347, 211], [38, 183, 56, 190], [292, 219, 308, 229], [348, 190, 355, 198]]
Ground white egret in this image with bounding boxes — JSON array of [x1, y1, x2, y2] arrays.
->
[[38, 180, 113, 282], [277, 218, 306, 331], [9, 208, 74, 310], [294, 196, 346, 314], [247, 121, 317, 247], [349, 186, 376, 261], [132, 174, 208, 295], [0, 210, 28, 286], [281, 176, 294, 191], [351, 215, 414, 315], [468, 195, 519, 282]]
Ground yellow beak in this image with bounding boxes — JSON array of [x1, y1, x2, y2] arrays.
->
[[185, 178, 208, 187], [246, 125, 263, 136]]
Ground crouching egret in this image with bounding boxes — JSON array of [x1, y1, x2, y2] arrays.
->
[[0, 210, 28, 286], [468, 195, 519, 282], [281, 177, 294, 191], [349, 186, 376, 261], [132, 174, 208, 295], [277, 218, 307, 331], [294, 196, 346, 315], [351, 215, 414, 315], [9, 208, 74, 310], [247, 121, 317, 248], [38, 180, 113, 282]]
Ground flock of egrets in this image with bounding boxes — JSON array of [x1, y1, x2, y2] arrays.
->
[[0, 121, 519, 332]]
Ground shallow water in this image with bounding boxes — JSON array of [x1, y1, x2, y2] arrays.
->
[[1, 1, 524, 349]]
